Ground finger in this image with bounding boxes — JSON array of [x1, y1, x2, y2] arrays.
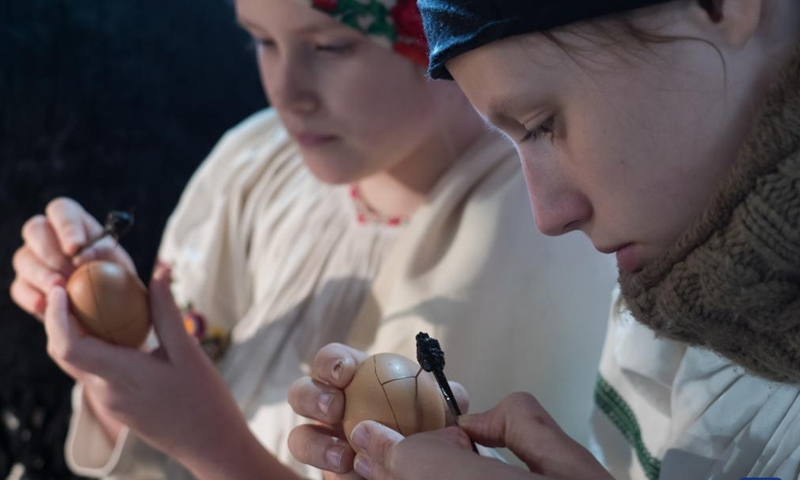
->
[[9, 278, 47, 320], [350, 421, 403, 480], [288, 376, 346, 425], [349, 421, 404, 458], [312, 343, 370, 389], [72, 236, 137, 274], [42, 286, 91, 381], [44, 287, 144, 379], [353, 454, 390, 480], [374, 428, 534, 480], [457, 392, 558, 447], [148, 264, 192, 357], [458, 392, 598, 477], [45, 198, 103, 257], [21, 216, 75, 275], [323, 471, 362, 480], [12, 247, 66, 292], [288, 424, 356, 474]]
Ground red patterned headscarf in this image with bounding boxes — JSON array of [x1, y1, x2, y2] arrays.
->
[[306, 0, 429, 66]]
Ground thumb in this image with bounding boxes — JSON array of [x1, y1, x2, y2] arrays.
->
[[418, 426, 474, 451], [148, 264, 192, 358], [44, 287, 143, 380]]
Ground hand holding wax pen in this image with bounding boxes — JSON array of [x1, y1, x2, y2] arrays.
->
[[73, 210, 135, 259], [415, 332, 479, 453]]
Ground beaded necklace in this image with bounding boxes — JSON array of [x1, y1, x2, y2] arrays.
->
[[349, 184, 410, 227]]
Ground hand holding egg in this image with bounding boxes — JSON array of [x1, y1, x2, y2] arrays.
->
[[287, 344, 466, 475]]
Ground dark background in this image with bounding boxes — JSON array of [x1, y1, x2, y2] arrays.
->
[[1, 1, 266, 477]]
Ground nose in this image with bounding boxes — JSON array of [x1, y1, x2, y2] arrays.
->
[[259, 49, 319, 115], [521, 155, 592, 237]]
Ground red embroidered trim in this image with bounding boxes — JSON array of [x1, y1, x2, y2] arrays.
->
[[349, 185, 410, 227]]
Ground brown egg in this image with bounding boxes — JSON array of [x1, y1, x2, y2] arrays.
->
[[66, 261, 151, 348], [342, 353, 445, 450]]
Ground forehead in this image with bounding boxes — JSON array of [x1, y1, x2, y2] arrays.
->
[[235, 0, 348, 34], [446, 35, 566, 116]]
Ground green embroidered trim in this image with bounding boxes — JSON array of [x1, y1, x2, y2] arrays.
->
[[326, 0, 396, 42], [594, 374, 662, 480]]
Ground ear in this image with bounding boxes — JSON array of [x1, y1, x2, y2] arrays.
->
[[694, 0, 763, 49]]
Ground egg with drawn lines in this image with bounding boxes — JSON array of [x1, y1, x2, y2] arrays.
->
[[342, 353, 445, 450], [66, 261, 151, 348]]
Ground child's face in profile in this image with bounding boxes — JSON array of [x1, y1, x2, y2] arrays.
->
[[447, 6, 773, 273], [235, 0, 444, 185]]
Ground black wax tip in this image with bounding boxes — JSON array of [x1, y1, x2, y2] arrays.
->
[[416, 332, 445, 373], [105, 210, 135, 238]]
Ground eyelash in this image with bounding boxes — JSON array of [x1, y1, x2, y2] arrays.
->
[[250, 38, 354, 54], [252, 38, 274, 49], [520, 116, 555, 143], [316, 44, 353, 54]]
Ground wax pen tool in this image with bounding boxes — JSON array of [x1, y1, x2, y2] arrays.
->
[[74, 210, 135, 259], [416, 332, 479, 453]]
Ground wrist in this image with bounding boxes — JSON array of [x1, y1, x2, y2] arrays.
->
[[176, 423, 299, 480], [83, 389, 124, 443]]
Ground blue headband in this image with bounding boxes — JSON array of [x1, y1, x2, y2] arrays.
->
[[418, 0, 676, 79]]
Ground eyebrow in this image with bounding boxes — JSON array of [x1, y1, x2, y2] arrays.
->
[[236, 17, 352, 36], [485, 94, 520, 128], [236, 18, 265, 34]]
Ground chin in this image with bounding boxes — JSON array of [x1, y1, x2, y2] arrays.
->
[[301, 153, 362, 185]]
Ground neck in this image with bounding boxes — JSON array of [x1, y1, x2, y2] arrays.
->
[[356, 101, 485, 218]]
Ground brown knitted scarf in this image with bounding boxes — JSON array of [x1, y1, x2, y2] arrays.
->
[[619, 46, 800, 384]]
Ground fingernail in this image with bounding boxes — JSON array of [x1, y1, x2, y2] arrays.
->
[[325, 445, 344, 470], [354, 455, 372, 478], [456, 414, 470, 427], [351, 423, 369, 451], [318, 393, 334, 416]]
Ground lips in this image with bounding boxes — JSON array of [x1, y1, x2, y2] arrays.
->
[[293, 131, 338, 147], [595, 244, 625, 255], [595, 243, 643, 272]]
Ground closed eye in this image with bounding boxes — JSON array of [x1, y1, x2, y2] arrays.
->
[[315, 43, 353, 53], [521, 116, 555, 143], [252, 37, 276, 50]]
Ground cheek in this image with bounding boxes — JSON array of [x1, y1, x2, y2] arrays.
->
[[328, 60, 434, 147], [255, 51, 274, 98], [568, 98, 738, 248]]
